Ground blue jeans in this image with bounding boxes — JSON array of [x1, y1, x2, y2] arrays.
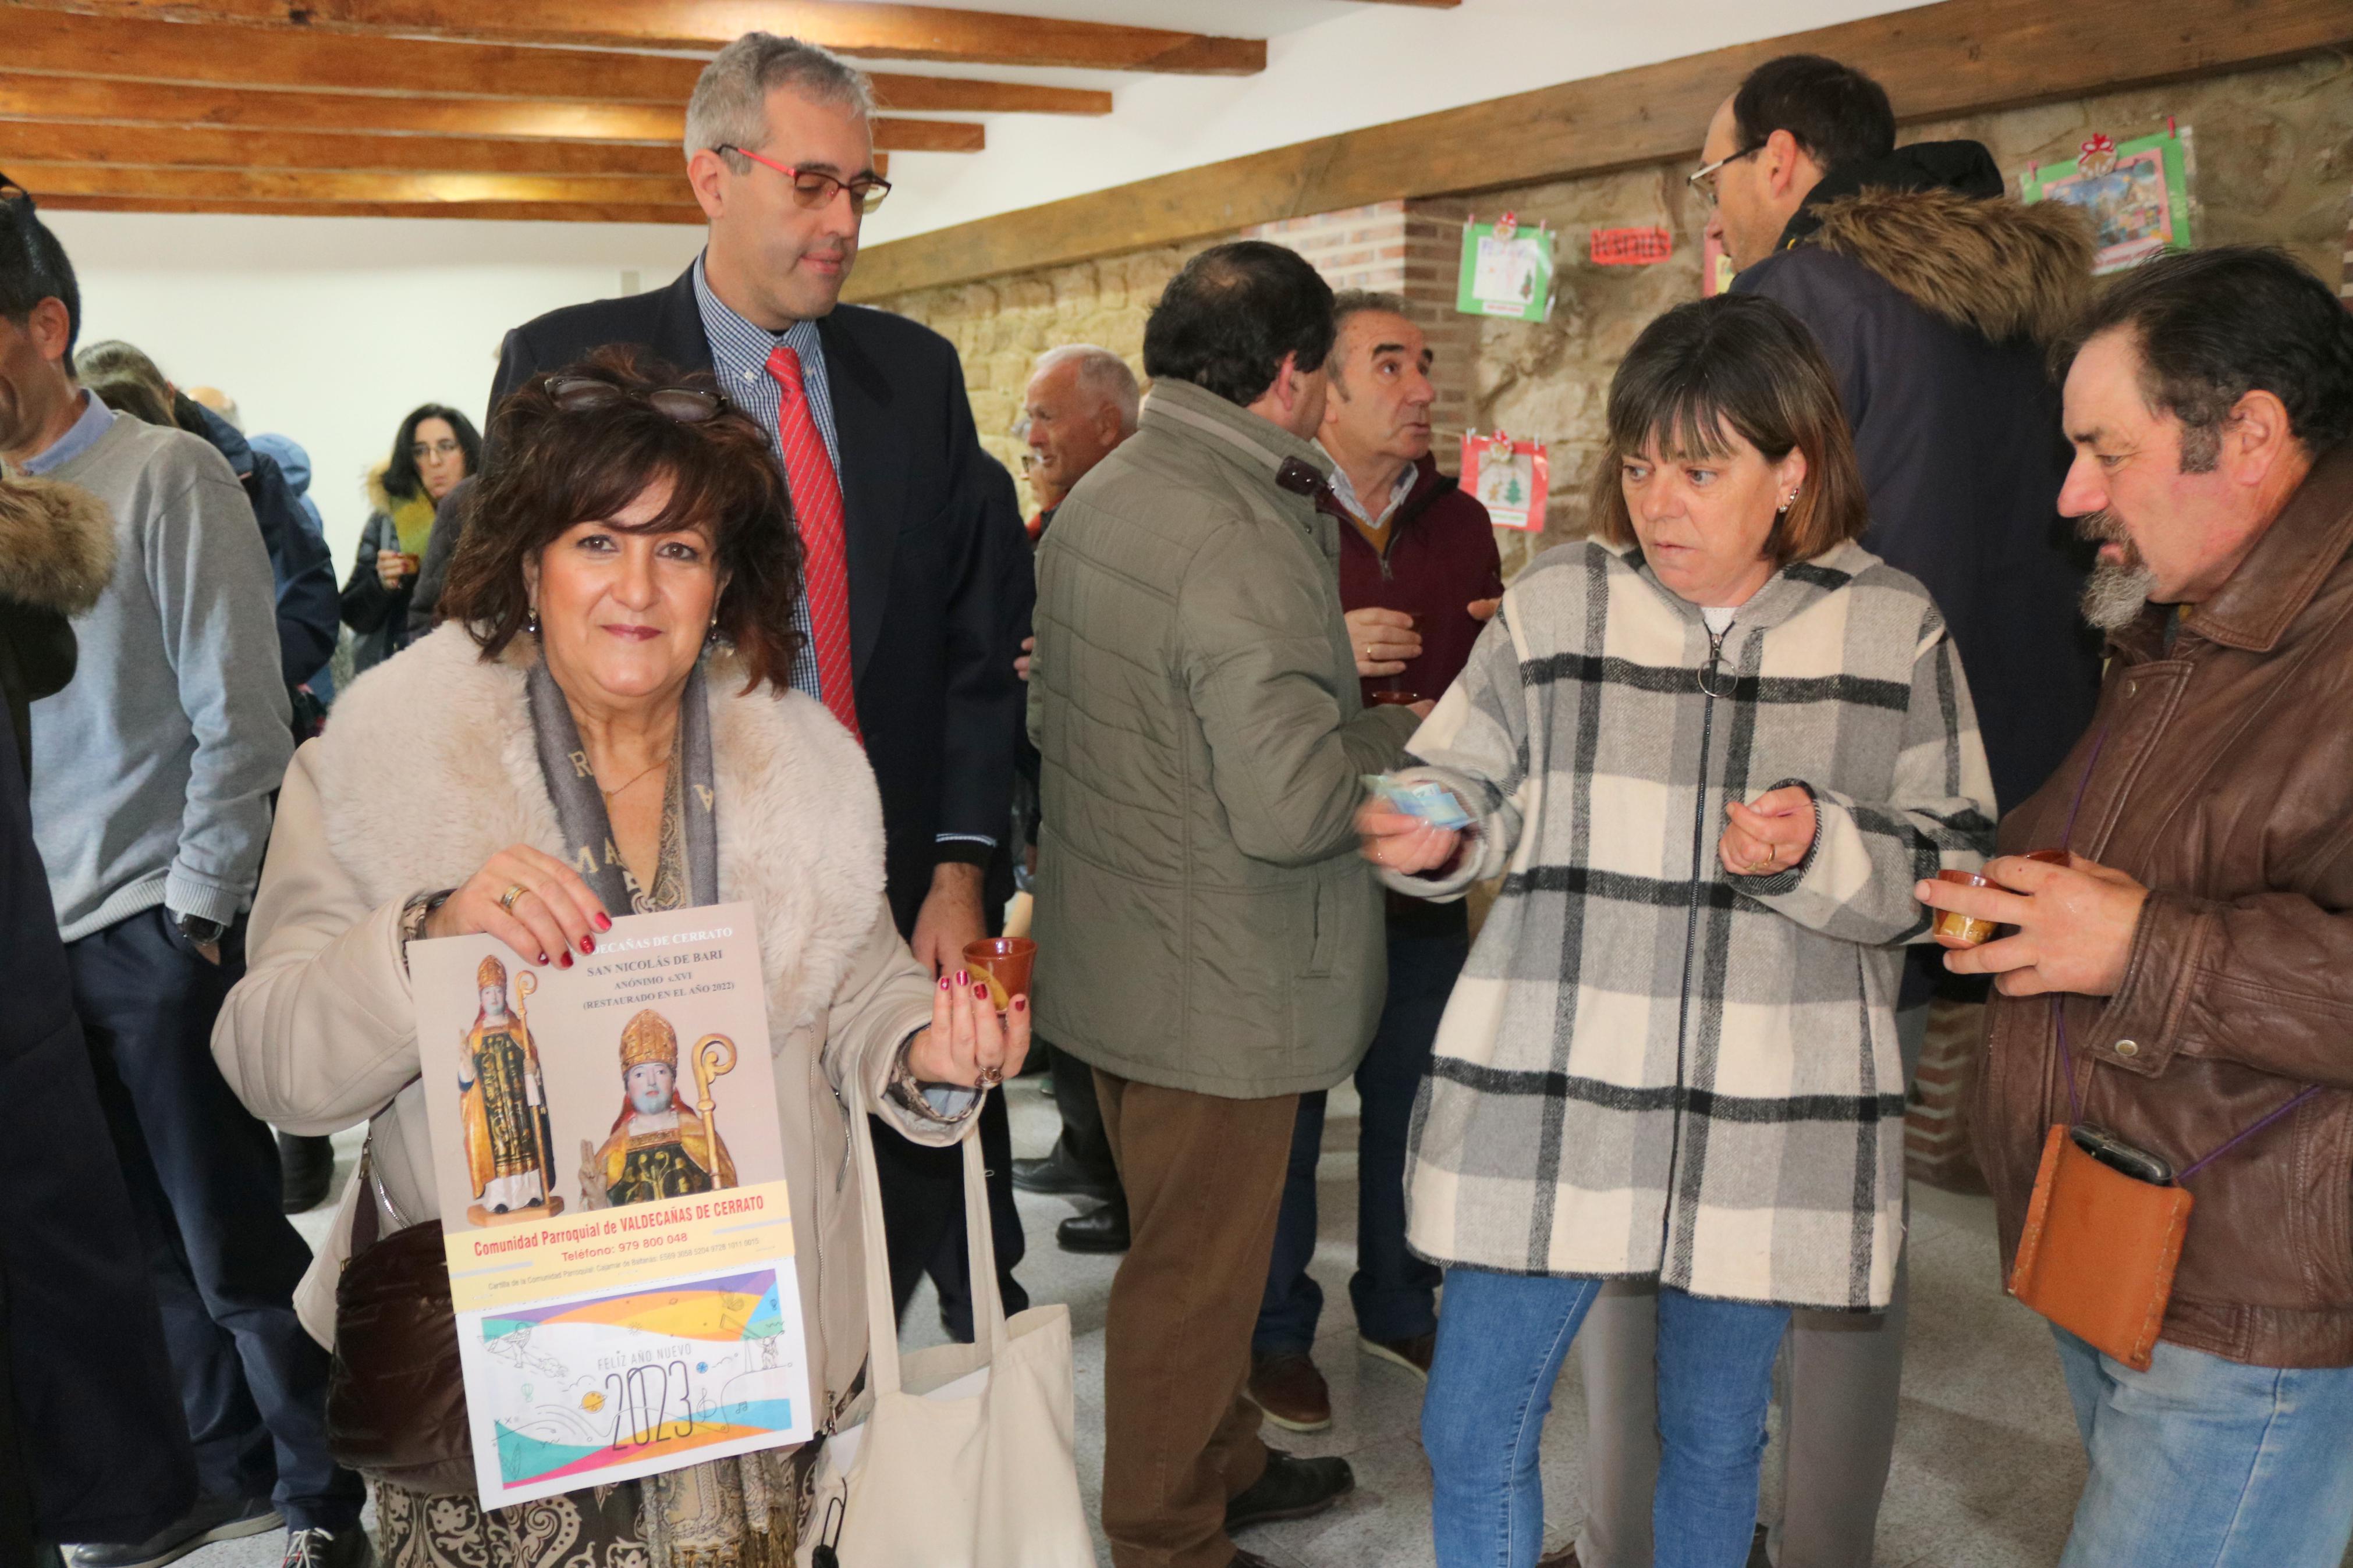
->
[[1424, 1267, 1790, 1568], [1254, 917, 1463, 1355], [2052, 1327, 2353, 1567]]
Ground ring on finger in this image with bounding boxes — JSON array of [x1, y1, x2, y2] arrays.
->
[[498, 883, 530, 913], [977, 1066, 1003, 1089]]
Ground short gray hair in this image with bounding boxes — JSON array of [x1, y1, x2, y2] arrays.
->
[[686, 33, 874, 169], [1332, 289, 1411, 334], [1031, 344, 1140, 435]]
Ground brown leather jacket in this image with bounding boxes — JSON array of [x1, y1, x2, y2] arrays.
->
[[1975, 440, 2353, 1370]]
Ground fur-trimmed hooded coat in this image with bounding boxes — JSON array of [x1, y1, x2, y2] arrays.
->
[[1736, 142, 2102, 815], [0, 471, 198, 1547], [212, 625, 958, 1427]]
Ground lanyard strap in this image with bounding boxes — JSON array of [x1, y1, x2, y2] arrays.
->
[[2045, 727, 2319, 1178]]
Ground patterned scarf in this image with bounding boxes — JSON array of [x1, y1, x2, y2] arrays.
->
[[527, 655, 719, 913]]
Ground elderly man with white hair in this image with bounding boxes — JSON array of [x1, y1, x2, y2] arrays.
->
[[1010, 342, 1144, 1256]]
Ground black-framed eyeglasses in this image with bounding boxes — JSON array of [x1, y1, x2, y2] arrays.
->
[[1687, 144, 1763, 208], [715, 145, 892, 215], [546, 376, 729, 424]]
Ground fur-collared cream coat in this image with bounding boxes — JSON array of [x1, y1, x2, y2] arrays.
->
[[213, 625, 955, 1427]]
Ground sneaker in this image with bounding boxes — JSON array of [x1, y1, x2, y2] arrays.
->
[[283, 1526, 374, 1568], [1225, 1449, 1354, 1533], [1247, 1351, 1331, 1432], [71, 1496, 282, 1568], [1359, 1329, 1436, 1381]]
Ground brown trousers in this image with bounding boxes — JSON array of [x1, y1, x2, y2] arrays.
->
[[1094, 1069, 1300, 1568]]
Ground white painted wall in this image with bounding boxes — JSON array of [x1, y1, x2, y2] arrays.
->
[[41, 210, 705, 567]]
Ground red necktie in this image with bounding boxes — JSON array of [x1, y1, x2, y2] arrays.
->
[[765, 343, 862, 743]]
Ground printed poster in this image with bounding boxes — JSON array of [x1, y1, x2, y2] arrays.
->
[[2021, 127, 2194, 275], [1461, 431, 1549, 532], [1457, 216, 1553, 322], [409, 904, 811, 1507]]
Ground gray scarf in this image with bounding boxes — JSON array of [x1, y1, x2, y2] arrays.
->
[[527, 656, 719, 913]]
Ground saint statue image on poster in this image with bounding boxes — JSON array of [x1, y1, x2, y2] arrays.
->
[[581, 1008, 739, 1210], [458, 955, 564, 1227]]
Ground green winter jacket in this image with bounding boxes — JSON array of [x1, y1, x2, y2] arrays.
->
[[1027, 376, 1419, 1097]]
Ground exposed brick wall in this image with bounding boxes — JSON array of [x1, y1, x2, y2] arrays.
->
[[1241, 200, 1478, 471]]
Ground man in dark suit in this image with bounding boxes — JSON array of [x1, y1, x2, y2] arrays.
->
[[488, 31, 1032, 1336]]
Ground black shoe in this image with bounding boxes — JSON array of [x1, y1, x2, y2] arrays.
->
[[283, 1527, 374, 1568], [1056, 1200, 1130, 1254], [1225, 1449, 1354, 1533], [1012, 1144, 1116, 1201], [72, 1496, 282, 1568], [279, 1131, 335, 1214]]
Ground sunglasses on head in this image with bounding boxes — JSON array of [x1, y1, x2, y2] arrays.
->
[[546, 376, 728, 424]]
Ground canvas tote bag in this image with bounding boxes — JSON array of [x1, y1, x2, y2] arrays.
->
[[797, 1085, 1094, 1567]]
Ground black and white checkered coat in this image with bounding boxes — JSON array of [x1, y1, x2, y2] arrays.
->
[[1385, 538, 1995, 1310]]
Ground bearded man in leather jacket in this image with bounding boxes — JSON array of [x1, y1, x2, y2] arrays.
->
[[1920, 246, 2353, 1568]]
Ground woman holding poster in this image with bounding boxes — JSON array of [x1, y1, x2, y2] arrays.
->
[[214, 350, 1026, 1568]]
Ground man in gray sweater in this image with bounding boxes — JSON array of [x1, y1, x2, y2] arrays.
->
[[0, 195, 364, 1568]]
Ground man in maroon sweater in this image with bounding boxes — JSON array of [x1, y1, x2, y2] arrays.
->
[[1247, 290, 1503, 1432]]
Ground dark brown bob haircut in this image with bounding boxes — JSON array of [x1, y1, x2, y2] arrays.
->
[[441, 346, 803, 695], [1589, 293, 1868, 568]]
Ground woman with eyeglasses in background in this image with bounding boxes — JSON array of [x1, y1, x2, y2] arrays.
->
[[340, 401, 481, 672], [217, 351, 1024, 1567]]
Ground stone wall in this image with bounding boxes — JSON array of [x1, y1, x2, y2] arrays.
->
[[875, 52, 2353, 540]]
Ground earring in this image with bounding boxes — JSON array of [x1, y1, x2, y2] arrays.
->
[[705, 616, 722, 646], [1778, 488, 1798, 515], [525, 606, 540, 635]]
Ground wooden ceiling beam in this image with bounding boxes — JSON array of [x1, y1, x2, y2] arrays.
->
[[12, 161, 699, 207], [0, 121, 682, 176], [5, 0, 1266, 74], [1, 11, 1111, 113], [846, 0, 2353, 300], [0, 76, 981, 150], [37, 192, 705, 223]]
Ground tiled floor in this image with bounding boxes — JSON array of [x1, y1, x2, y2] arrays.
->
[[172, 1075, 2334, 1568]]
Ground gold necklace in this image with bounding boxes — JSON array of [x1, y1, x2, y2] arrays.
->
[[597, 757, 667, 800]]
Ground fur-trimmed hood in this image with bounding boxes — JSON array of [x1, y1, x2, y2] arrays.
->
[[1803, 185, 2093, 349], [0, 472, 116, 616], [314, 623, 886, 1040]]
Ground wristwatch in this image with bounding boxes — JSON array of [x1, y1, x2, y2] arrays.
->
[[399, 889, 455, 961], [176, 912, 226, 947]]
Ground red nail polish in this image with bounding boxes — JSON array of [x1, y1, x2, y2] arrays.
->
[[940, 976, 952, 991], [594, 912, 612, 931], [580, 936, 595, 954], [537, 952, 550, 966], [955, 969, 971, 987], [559, 952, 573, 969], [1013, 997, 1028, 1012]]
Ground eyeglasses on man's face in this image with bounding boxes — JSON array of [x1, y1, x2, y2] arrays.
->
[[1687, 144, 1763, 208], [714, 145, 893, 215]]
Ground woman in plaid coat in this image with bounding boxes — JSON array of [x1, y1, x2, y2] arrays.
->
[[1362, 294, 1996, 1568]]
